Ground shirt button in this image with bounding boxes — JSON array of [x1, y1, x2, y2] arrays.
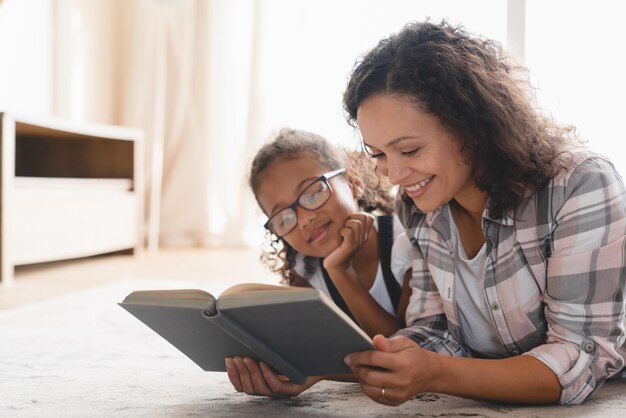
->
[[583, 341, 595, 353], [491, 303, 500, 311]]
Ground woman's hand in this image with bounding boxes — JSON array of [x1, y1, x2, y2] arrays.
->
[[344, 335, 437, 406], [225, 357, 322, 398], [323, 212, 375, 271]]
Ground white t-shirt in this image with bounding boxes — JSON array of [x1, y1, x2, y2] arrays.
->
[[293, 215, 412, 315], [448, 206, 508, 358]]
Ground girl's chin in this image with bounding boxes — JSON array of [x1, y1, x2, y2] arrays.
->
[[313, 236, 342, 259]]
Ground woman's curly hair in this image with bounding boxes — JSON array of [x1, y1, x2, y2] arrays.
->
[[343, 20, 578, 219], [249, 128, 395, 285]]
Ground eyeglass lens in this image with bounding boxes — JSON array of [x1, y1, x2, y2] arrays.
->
[[268, 179, 331, 237]]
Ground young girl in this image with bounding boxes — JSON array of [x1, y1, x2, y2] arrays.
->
[[225, 127, 413, 397]]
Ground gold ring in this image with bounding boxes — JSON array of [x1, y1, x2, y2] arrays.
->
[[380, 387, 385, 400]]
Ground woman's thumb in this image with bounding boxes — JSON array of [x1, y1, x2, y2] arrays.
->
[[372, 334, 390, 351], [373, 334, 410, 353]]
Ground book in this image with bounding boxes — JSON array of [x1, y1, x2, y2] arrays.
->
[[119, 283, 374, 384]]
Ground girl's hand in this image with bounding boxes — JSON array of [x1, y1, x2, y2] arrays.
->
[[323, 212, 375, 271], [344, 335, 436, 406], [226, 357, 322, 398]]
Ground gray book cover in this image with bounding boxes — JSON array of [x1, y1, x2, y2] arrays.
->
[[119, 286, 374, 384]]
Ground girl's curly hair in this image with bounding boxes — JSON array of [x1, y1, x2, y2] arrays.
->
[[249, 128, 395, 284], [343, 20, 578, 219]]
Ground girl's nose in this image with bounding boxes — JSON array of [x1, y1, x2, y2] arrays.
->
[[297, 207, 317, 229]]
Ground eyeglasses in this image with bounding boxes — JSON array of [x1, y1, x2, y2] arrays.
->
[[264, 168, 346, 238]]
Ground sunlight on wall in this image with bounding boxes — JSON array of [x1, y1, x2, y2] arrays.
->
[[252, 0, 506, 151], [0, 0, 53, 116], [526, 0, 626, 176], [243, 0, 626, 248], [69, 8, 85, 122], [241, 0, 507, 248]]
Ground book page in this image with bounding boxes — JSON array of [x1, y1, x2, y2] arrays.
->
[[217, 284, 320, 311], [218, 283, 298, 298], [121, 289, 215, 309]]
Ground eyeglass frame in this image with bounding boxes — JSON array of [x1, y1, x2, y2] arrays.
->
[[264, 168, 347, 238]]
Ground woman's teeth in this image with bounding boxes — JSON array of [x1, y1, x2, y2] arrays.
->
[[405, 176, 433, 192]]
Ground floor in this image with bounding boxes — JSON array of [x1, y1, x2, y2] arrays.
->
[[2, 248, 625, 417], [0, 247, 275, 309]]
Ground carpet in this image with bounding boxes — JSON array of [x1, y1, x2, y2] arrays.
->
[[1, 278, 625, 417]]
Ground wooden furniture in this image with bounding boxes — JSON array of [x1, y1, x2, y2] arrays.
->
[[0, 113, 144, 285]]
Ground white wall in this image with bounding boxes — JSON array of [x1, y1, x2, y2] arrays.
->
[[526, 0, 626, 176], [53, 0, 123, 124], [251, 0, 507, 151], [0, 0, 53, 117]]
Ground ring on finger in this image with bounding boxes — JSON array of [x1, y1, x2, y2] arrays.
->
[[379, 387, 386, 401]]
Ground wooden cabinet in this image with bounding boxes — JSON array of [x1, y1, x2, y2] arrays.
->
[[0, 113, 144, 285]]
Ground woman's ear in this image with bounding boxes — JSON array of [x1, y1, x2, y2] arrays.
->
[[345, 167, 365, 200]]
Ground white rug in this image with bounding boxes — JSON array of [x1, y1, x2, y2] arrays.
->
[[1, 278, 625, 417]]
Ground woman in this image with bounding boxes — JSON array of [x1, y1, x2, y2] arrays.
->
[[342, 20, 626, 406]]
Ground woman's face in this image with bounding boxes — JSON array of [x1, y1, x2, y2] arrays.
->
[[356, 94, 477, 213], [256, 154, 358, 258]]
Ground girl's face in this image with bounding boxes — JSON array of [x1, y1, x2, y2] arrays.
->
[[356, 94, 479, 213], [256, 154, 359, 258]]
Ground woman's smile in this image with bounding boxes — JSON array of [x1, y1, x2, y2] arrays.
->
[[404, 176, 434, 198]]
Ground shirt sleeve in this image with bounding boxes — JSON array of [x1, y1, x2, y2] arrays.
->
[[523, 156, 626, 404], [393, 243, 465, 357]]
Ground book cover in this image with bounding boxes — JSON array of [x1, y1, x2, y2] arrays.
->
[[119, 284, 374, 383]]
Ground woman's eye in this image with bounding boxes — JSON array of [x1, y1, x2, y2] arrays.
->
[[363, 143, 385, 159], [401, 148, 419, 156], [365, 147, 385, 158]]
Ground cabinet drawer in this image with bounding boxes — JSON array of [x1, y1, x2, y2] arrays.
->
[[11, 178, 138, 265]]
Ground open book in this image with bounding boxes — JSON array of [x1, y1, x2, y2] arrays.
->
[[119, 283, 374, 384]]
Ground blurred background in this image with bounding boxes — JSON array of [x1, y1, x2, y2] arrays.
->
[[1, 0, 624, 253]]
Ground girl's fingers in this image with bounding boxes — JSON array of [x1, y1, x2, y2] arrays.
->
[[259, 362, 304, 397], [243, 357, 273, 396], [340, 225, 359, 253], [232, 356, 256, 395], [344, 218, 364, 245], [260, 362, 287, 392], [347, 212, 375, 244], [225, 357, 243, 392], [365, 214, 374, 240]]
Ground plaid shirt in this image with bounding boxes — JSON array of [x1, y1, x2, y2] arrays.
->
[[394, 150, 626, 404]]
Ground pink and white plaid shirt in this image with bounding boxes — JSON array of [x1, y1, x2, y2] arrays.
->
[[394, 149, 626, 404]]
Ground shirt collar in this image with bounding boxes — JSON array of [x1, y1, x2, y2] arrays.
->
[[400, 192, 515, 227]]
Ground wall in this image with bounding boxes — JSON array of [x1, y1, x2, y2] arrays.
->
[[0, 0, 124, 124], [53, 0, 124, 124], [0, 0, 53, 117], [526, 0, 626, 176]]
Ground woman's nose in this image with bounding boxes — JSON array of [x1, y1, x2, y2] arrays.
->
[[384, 157, 412, 185]]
